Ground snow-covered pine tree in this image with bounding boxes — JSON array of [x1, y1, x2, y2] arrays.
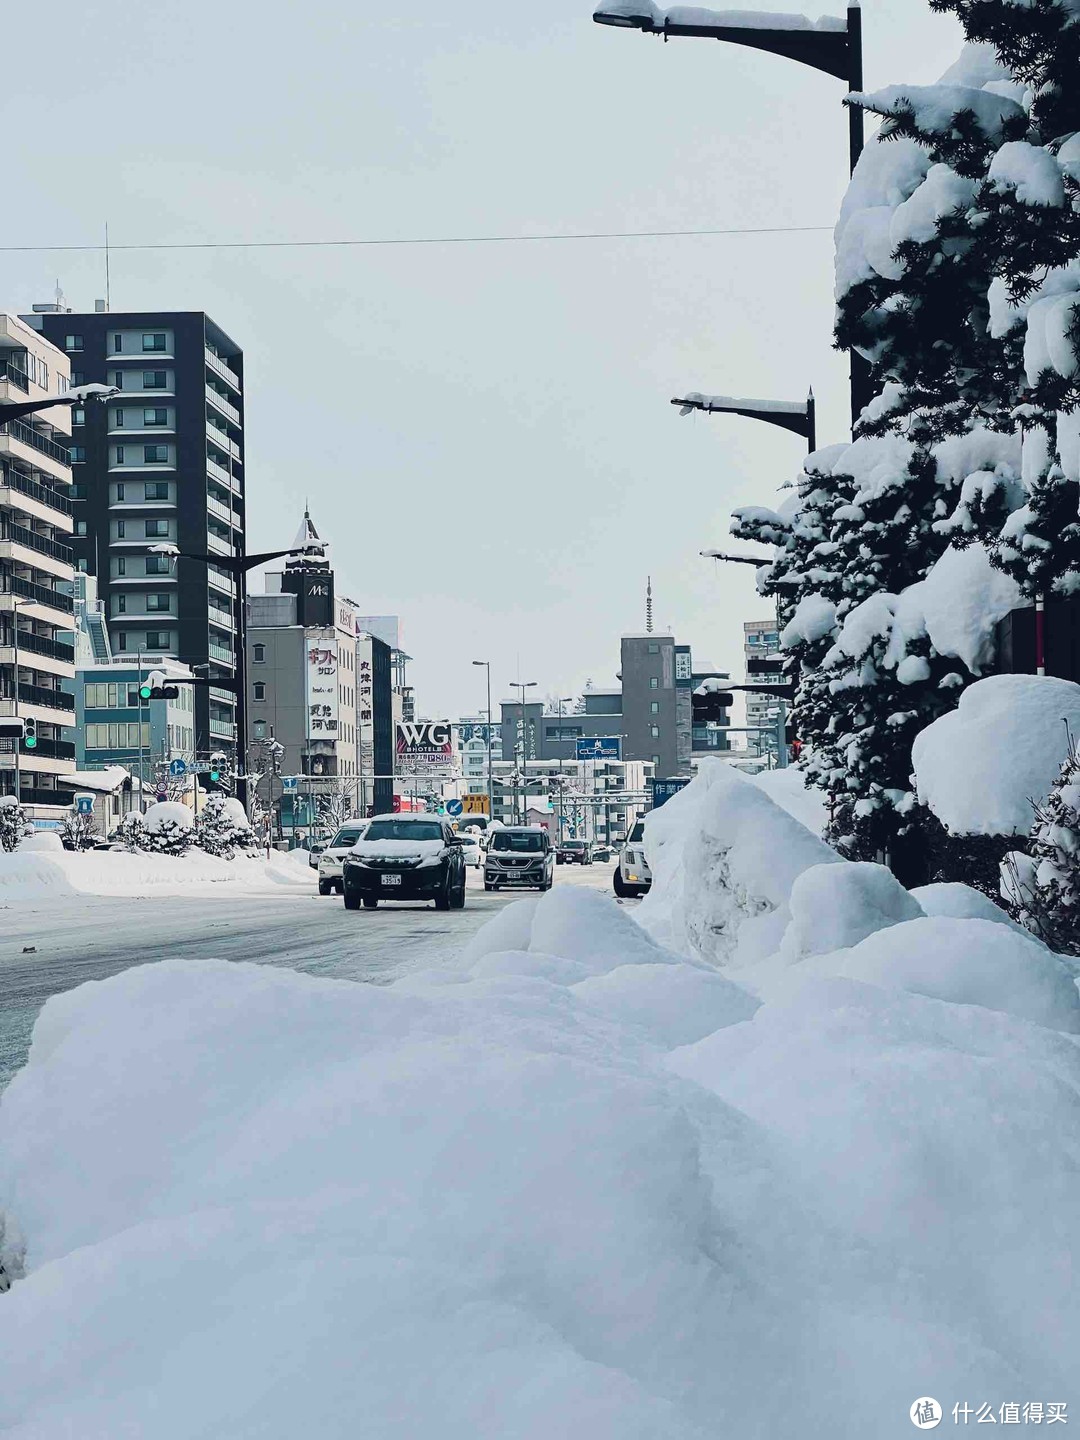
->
[[1004, 723, 1080, 953], [114, 812, 147, 851], [0, 796, 27, 853], [194, 796, 238, 858], [141, 802, 193, 857]]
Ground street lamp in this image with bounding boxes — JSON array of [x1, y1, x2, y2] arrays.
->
[[150, 537, 326, 811], [471, 659, 495, 823], [673, 390, 816, 453], [4, 596, 32, 805], [592, 1, 869, 424], [0, 382, 118, 429], [509, 680, 537, 822]]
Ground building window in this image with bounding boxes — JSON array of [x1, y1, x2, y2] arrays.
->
[[146, 631, 171, 649], [253, 720, 267, 740], [144, 481, 169, 500], [115, 631, 127, 650], [652, 754, 660, 766], [253, 643, 266, 664], [116, 556, 126, 576], [70, 371, 84, 386], [116, 594, 127, 613], [116, 520, 125, 538], [115, 445, 125, 465], [116, 482, 125, 501], [650, 701, 659, 714], [69, 446, 86, 461], [113, 335, 123, 353], [146, 594, 172, 612], [142, 333, 167, 352], [144, 519, 170, 538], [650, 677, 658, 689], [145, 554, 170, 575], [75, 520, 87, 536], [650, 724, 660, 738], [77, 558, 88, 572], [143, 371, 166, 389], [144, 408, 168, 426], [64, 335, 83, 351], [648, 643, 659, 654], [71, 407, 85, 425], [70, 483, 86, 498], [143, 444, 169, 464], [114, 408, 125, 428], [253, 682, 266, 701]]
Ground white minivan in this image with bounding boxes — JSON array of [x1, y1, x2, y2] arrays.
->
[[317, 820, 369, 894], [613, 818, 651, 898]]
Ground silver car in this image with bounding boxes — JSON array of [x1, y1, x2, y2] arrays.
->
[[613, 818, 651, 898], [317, 821, 369, 894]]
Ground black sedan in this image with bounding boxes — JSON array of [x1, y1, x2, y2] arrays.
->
[[556, 839, 592, 866], [342, 815, 467, 911]]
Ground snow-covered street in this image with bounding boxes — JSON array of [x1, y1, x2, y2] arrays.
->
[[0, 862, 621, 1090]]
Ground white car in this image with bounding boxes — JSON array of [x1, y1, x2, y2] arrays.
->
[[613, 818, 651, 898], [455, 832, 483, 868], [317, 821, 369, 894]]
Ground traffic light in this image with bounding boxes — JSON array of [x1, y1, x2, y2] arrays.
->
[[692, 689, 734, 725], [23, 716, 37, 750], [208, 751, 227, 786], [140, 669, 180, 701]]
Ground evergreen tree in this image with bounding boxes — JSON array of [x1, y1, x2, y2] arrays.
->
[[115, 812, 147, 852], [193, 796, 256, 859], [1003, 725, 1080, 954], [0, 796, 28, 853]]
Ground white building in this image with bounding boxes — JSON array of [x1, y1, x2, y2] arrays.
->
[[490, 756, 653, 842], [456, 715, 503, 803], [0, 315, 76, 821], [743, 617, 784, 758]]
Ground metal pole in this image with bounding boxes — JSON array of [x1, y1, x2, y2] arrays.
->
[[846, 3, 872, 429], [12, 604, 21, 805], [137, 647, 145, 811], [776, 698, 789, 770], [485, 662, 494, 822], [234, 562, 249, 813]]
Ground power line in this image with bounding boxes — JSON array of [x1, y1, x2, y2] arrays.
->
[[0, 222, 832, 256]]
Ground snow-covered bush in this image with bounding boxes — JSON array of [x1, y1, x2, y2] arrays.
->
[[1002, 727, 1080, 955], [58, 812, 97, 851], [0, 796, 28, 853], [140, 801, 193, 857], [194, 796, 256, 859], [113, 812, 146, 852]]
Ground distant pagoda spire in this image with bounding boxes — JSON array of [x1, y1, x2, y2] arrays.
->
[[646, 575, 653, 634]]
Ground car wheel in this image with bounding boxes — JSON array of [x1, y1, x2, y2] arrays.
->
[[335, 880, 344, 894], [613, 869, 628, 897], [344, 893, 361, 910], [453, 878, 467, 909], [435, 874, 452, 911], [362, 897, 378, 909], [318, 881, 332, 896]]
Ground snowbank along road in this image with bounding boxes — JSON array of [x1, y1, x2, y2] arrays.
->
[[0, 861, 620, 1090]]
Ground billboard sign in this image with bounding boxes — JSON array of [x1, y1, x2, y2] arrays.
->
[[575, 736, 621, 761], [305, 628, 339, 741], [396, 721, 454, 770], [462, 793, 490, 815], [650, 776, 691, 809]]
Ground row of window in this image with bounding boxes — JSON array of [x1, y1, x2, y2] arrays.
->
[[84, 682, 193, 712], [116, 519, 171, 538], [70, 444, 172, 465], [116, 482, 171, 502], [85, 722, 152, 750], [65, 333, 169, 354], [114, 593, 173, 613], [112, 631, 173, 652], [114, 555, 172, 576]]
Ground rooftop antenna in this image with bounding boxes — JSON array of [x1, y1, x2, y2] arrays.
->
[[646, 575, 653, 634], [105, 221, 111, 311]]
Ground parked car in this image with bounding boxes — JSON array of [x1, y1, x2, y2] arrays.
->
[[484, 827, 555, 891], [317, 821, 369, 894], [613, 818, 651, 898], [307, 843, 327, 871], [591, 843, 612, 862], [455, 831, 483, 868], [556, 838, 591, 866], [342, 815, 467, 911]]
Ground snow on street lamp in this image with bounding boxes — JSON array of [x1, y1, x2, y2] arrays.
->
[[592, 1, 869, 424], [673, 390, 816, 453], [149, 537, 327, 811]]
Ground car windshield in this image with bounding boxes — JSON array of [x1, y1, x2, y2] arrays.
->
[[490, 831, 545, 852], [563, 840, 585, 850], [628, 822, 645, 843], [331, 828, 366, 847], [364, 821, 444, 842]]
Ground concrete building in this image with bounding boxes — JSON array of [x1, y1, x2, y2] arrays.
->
[[0, 314, 77, 819], [30, 306, 246, 765], [248, 528, 360, 834], [489, 756, 653, 842], [355, 628, 394, 818], [457, 715, 502, 802], [73, 655, 196, 781], [743, 618, 783, 757]]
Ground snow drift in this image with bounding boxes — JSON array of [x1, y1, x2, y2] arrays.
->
[[0, 847, 313, 900]]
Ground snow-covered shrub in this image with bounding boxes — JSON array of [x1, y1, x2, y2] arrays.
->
[[113, 812, 147, 852], [0, 796, 28, 853], [193, 796, 256, 859], [58, 812, 97, 851], [1003, 727, 1080, 955], [141, 801, 193, 857]]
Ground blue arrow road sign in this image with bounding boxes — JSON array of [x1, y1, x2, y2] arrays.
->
[[575, 736, 622, 761], [282, 776, 299, 793], [446, 798, 463, 816], [169, 758, 187, 777]]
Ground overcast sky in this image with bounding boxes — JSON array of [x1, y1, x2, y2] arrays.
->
[[5, 0, 963, 715]]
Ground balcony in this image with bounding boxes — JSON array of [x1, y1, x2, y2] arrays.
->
[[0, 680, 76, 712], [206, 493, 232, 525], [11, 785, 71, 810], [0, 574, 74, 614], [7, 735, 76, 761], [208, 642, 235, 665], [0, 418, 71, 466], [206, 456, 234, 487], [209, 716, 236, 739], [207, 569, 236, 598], [0, 628, 74, 665], [3, 364, 29, 393], [0, 469, 73, 517], [0, 519, 72, 566], [206, 531, 234, 558], [205, 385, 241, 426], [209, 685, 236, 705], [204, 349, 242, 393], [206, 421, 241, 462]]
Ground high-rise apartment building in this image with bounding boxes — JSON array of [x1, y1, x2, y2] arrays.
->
[[30, 307, 245, 765], [0, 314, 77, 817], [743, 618, 783, 756]]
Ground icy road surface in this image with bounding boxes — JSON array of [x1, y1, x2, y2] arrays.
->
[[0, 862, 621, 1090]]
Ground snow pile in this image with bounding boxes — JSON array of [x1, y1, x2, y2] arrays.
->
[[2, 879, 1078, 1437], [0, 846, 312, 900], [747, 765, 829, 836], [636, 762, 839, 965], [913, 674, 1080, 835], [141, 800, 194, 832]]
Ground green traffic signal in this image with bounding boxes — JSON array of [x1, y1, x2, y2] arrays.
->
[[139, 684, 152, 700], [23, 717, 37, 750]]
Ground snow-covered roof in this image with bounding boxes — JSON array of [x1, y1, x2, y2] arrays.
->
[[58, 766, 131, 794]]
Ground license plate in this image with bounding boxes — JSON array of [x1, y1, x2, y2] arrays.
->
[[381, 873, 402, 886]]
